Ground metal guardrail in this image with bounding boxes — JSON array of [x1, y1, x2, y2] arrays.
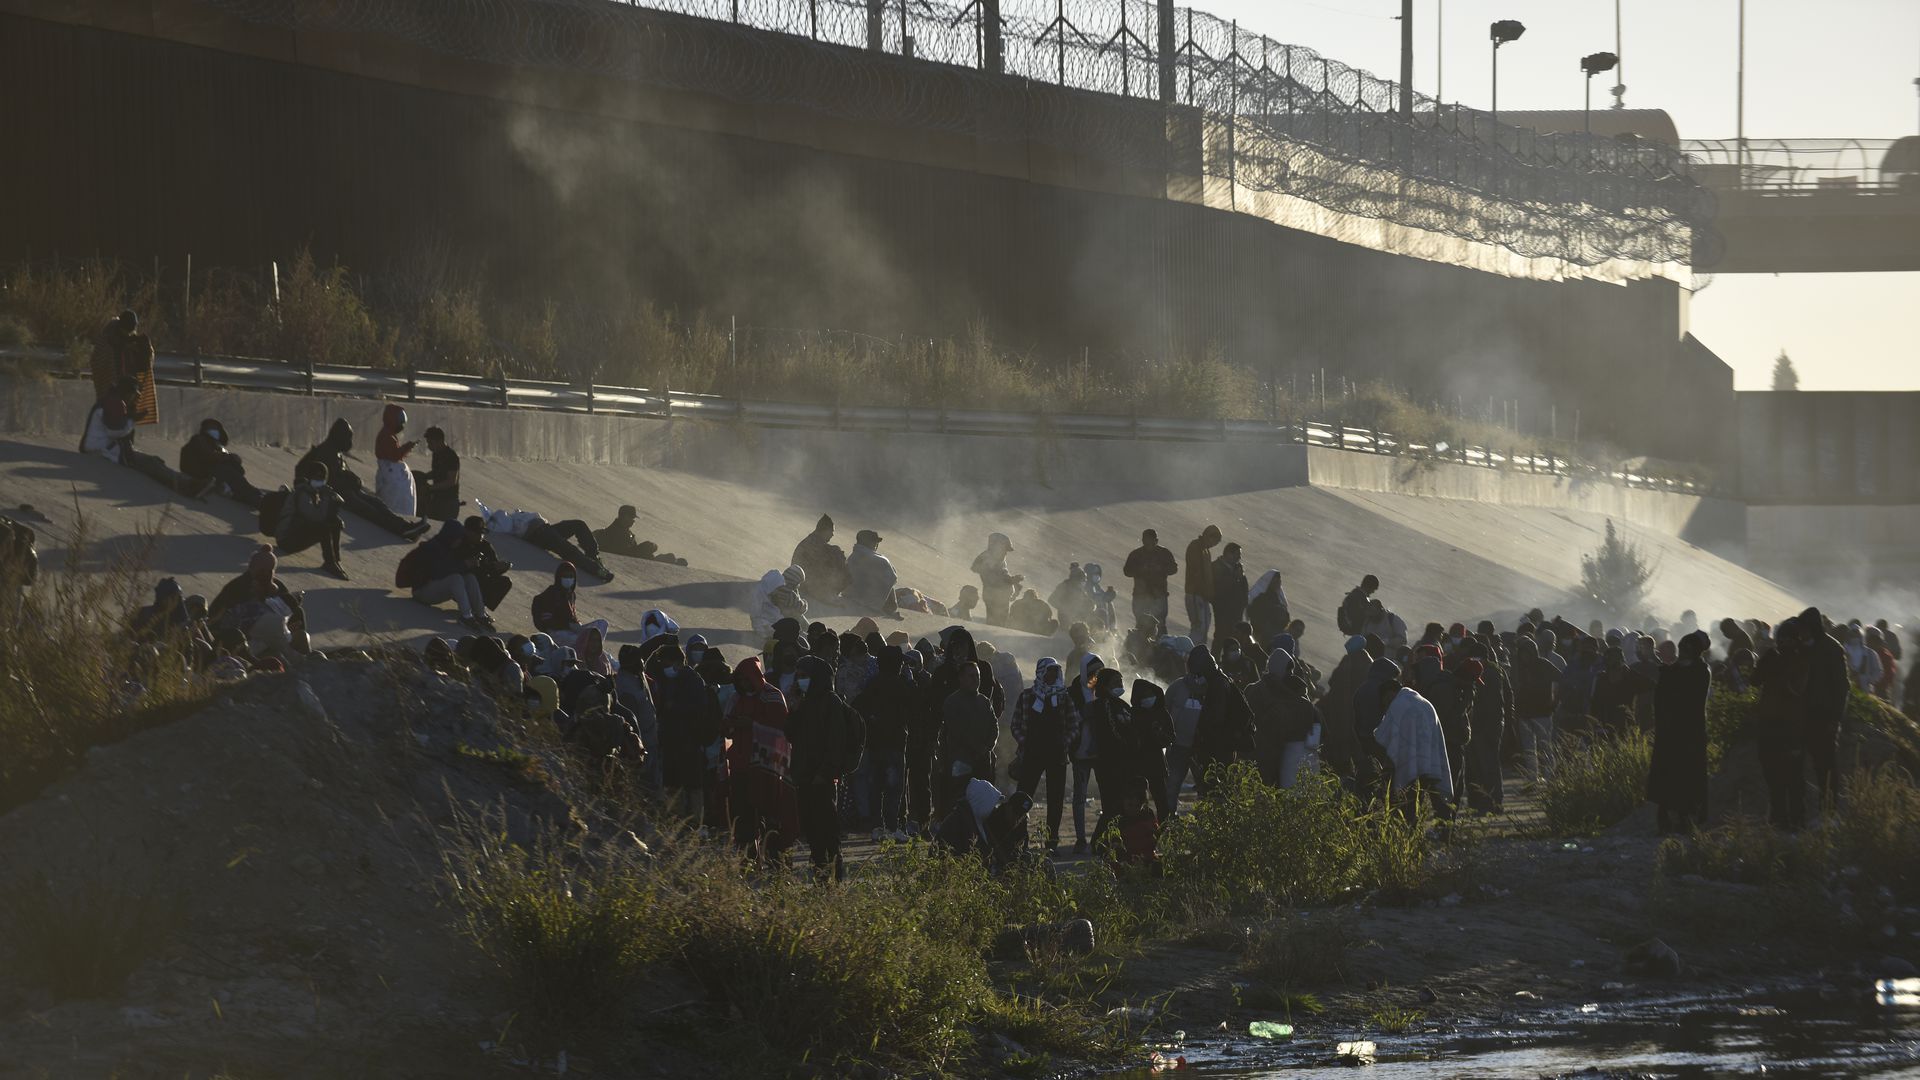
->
[[3, 347, 1708, 494]]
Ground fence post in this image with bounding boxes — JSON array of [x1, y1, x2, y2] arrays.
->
[[586, 374, 596, 416], [663, 375, 673, 420], [406, 367, 417, 403], [192, 353, 203, 387], [1333, 420, 1344, 451], [304, 355, 315, 396], [496, 368, 509, 408]]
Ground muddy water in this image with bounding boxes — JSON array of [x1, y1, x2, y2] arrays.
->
[[1127, 987, 1920, 1077]]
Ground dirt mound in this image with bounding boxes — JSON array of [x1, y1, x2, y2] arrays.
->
[[0, 657, 586, 1078]]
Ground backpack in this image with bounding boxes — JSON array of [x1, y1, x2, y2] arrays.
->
[[1336, 590, 1366, 635], [750, 720, 792, 781], [258, 489, 288, 537]]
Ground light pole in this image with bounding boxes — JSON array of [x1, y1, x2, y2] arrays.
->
[[1610, 0, 1626, 108], [1489, 20, 1525, 128], [1581, 51, 1619, 134]]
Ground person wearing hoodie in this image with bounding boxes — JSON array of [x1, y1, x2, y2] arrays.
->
[[299, 418, 431, 540], [1322, 637, 1372, 780], [1509, 635, 1560, 782], [1647, 630, 1713, 835], [1351, 655, 1402, 800], [854, 646, 918, 841], [530, 561, 609, 647], [373, 404, 419, 518], [725, 656, 798, 859], [845, 529, 899, 614], [1013, 658, 1074, 854], [1244, 569, 1291, 648], [1800, 609, 1851, 810], [1208, 543, 1250, 650], [1555, 637, 1601, 741], [1373, 681, 1453, 820], [1337, 575, 1378, 636], [1216, 637, 1260, 687], [178, 418, 262, 507], [788, 655, 866, 881], [1085, 665, 1138, 844], [1123, 530, 1178, 635], [1182, 525, 1223, 645], [1063, 623, 1095, 681], [791, 514, 851, 603], [753, 566, 809, 641], [1244, 647, 1321, 788], [937, 662, 999, 812], [1756, 618, 1810, 829], [277, 458, 349, 579], [409, 518, 495, 631], [1129, 678, 1175, 820], [1185, 644, 1255, 797], [1066, 653, 1105, 852], [971, 533, 1022, 625]]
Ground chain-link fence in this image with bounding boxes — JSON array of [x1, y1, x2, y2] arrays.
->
[[197, 0, 1714, 268]]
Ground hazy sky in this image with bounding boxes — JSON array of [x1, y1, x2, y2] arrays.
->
[[1197, 0, 1920, 390]]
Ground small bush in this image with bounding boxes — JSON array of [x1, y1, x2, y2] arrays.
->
[[1656, 815, 1831, 886], [0, 315, 32, 348], [1579, 519, 1656, 615], [1159, 765, 1433, 914], [1241, 911, 1359, 988], [1539, 729, 1652, 835], [0, 870, 181, 998], [1831, 766, 1920, 890]]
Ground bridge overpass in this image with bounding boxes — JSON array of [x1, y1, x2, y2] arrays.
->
[[1685, 138, 1920, 273]]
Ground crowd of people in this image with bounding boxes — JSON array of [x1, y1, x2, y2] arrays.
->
[[39, 315, 1920, 879]]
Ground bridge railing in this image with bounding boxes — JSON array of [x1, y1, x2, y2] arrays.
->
[[1683, 138, 1918, 193], [4, 346, 1711, 495]]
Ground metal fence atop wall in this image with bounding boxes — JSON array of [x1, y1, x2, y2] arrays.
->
[[1683, 139, 1919, 194], [197, 0, 1714, 270], [3, 346, 1708, 493]]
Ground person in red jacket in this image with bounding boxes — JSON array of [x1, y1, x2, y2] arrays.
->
[[725, 657, 798, 862], [374, 404, 419, 518], [529, 561, 609, 648]]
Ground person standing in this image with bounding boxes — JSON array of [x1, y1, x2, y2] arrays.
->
[[1321, 637, 1372, 781], [651, 643, 721, 824], [1122, 529, 1178, 635], [1647, 630, 1713, 834], [1800, 609, 1850, 811], [853, 646, 918, 842], [1182, 525, 1222, 645], [1373, 681, 1453, 820], [1067, 653, 1105, 853], [1244, 648, 1320, 788], [1755, 619, 1810, 830], [1209, 542, 1249, 650], [93, 310, 157, 425], [725, 657, 798, 863], [373, 405, 419, 518], [788, 655, 866, 882], [1464, 642, 1511, 812], [1013, 658, 1073, 855], [970, 533, 1022, 626], [1185, 644, 1254, 797], [936, 663, 999, 813], [1509, 636, 1559, 782]]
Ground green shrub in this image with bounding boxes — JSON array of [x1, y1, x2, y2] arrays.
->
[[1539, 729, 1652, 835], [274, 249, 390, 369], [0, 315, 32, 348], [1656, 814, 1831, 886], [1831, 765, 1920, 890], [1159, 765, 1434, 914], [0, 870, 181, 998], [1579, 519, 1655, 616]]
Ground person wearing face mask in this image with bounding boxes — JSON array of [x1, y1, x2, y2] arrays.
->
[[787, 655, 867, 882], [1013, 658, 1074, 855], [179, 418, 263, 507], [726, 656, 798, 862], [1216, 637, 1259, 687], [276, 459, 349, 579], [374, 404, 419, 518], [937, 663, 999, 814], [1128, 678, 1175, 820], [299, 418, 432, 540], [529, 561, 609, 648], [1066, 653, 1105, 854]]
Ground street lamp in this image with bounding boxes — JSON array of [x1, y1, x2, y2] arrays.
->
[[1489, 19, 1524, 127], [1580, 51, 1618, 134]]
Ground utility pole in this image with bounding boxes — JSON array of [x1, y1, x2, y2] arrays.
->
[[1435, 0, 1443, 108], [1736, 0, 1746, 173], [1399, 0, 1414, 118], [1611, 0, 1626, 108], [1158, 0, 1176, 104]]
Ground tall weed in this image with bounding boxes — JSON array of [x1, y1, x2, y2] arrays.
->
[[1539, 729, 1652, 835]]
